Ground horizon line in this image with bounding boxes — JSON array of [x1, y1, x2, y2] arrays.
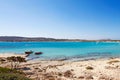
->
[[0, 36, 119, 41]]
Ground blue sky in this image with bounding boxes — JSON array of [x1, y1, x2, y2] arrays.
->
[[0, 0, 120, 39]]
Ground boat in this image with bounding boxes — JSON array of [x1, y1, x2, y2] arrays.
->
[[25, 50, 33, 55], [35, 52, 43, 55]]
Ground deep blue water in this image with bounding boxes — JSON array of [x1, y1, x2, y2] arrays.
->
[[0, 42, 120, 60]]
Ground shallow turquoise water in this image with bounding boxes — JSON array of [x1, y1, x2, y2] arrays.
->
[[0, 42, 120, 59]]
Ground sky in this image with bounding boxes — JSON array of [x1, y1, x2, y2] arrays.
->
[[0, 0, 120, 40]]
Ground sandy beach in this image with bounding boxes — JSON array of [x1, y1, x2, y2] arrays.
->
[[0, 53, 25, 58], [0, 54, 120, 80]]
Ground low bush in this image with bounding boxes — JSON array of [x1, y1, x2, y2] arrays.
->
[[0, 73, 31, 80], [0, 67, 24, 74], [0, 67, 31, 80], [86, 66, 94, 70]]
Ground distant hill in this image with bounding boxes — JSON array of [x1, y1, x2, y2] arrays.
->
[[0, 36, 76, 42], [0, 36, 57, 42], [0, 36, 119, 42]]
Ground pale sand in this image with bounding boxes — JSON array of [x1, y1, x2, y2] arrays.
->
[[20, 58, 120, 80], [0, 54, 120, 80], [0, 53, 25, 58]]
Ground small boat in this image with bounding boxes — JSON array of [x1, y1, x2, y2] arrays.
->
[[25, 50, 33, 55], [35, 52, 43, 55]]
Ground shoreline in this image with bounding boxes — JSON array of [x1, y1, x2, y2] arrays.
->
[[0, 53, 120, 80], [0, 53, 26, 58], [0, 52, 119, 61]]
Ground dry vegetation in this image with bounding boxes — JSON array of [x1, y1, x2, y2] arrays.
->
[[86, 66, 94, 70], [107, 59, 120, 64]]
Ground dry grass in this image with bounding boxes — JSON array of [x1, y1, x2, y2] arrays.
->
[[86, 66, 94, 70], [107, 59, 120, 64], [64, 70, 73, 78]]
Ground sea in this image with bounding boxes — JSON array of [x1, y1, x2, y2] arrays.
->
[[0, 42, 120, 60]]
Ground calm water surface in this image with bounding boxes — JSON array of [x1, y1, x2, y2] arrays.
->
[[0, 42, 120, 59]]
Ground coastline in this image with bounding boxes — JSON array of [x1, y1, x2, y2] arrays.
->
[[0, 53, 120, 80], [0, 53, 25, 58], [0, 36, 120, 42], [0, 52, 119, 61]]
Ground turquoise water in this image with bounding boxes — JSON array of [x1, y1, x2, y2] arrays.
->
[[0, 42, 120, 59]]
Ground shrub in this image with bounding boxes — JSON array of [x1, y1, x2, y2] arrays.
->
[[0, 67, 31, 80], [0, 67, 24, 74], [0, 73, 31, 80], [86, 66, 94, 70], [7, 56, 26, 69]]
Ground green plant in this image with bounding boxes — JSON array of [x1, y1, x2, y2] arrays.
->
[[7, 56, 26, 69], [0, 73, 31, 80], [0, 67, 31, 80], [0, 67, 24, 74]]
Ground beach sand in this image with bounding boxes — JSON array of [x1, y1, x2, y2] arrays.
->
[[0, 54, 120, 80], [0, 53, 25, 58]]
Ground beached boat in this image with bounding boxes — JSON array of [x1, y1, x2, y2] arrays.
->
[[35, 52, 43, 55], [25, 51, 33, 55]]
